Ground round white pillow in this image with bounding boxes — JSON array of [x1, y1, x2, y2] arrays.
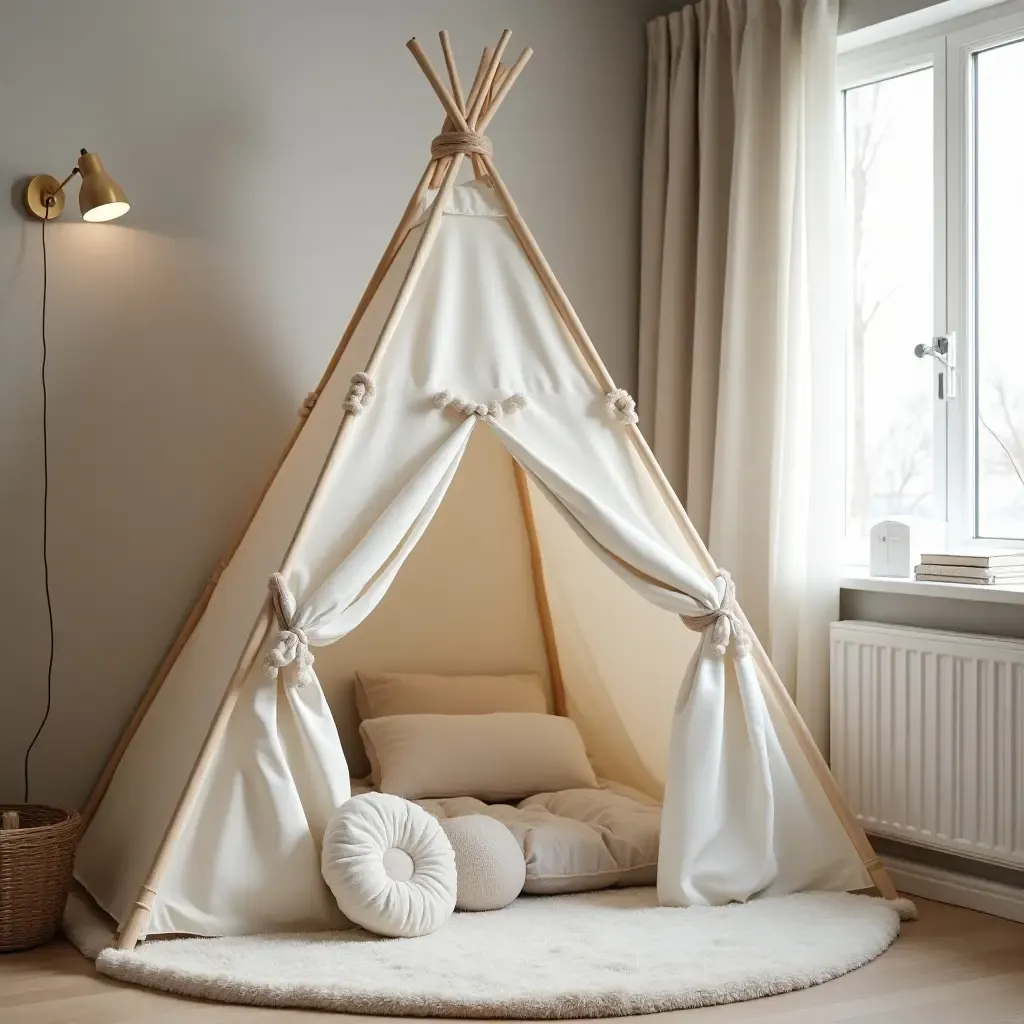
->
[[322, 793, 456, 937], [440, 815, 526, 911]]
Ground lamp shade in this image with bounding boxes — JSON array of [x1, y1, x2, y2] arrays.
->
[[77, 151, 129, 222]]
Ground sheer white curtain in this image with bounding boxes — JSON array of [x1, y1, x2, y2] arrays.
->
[[638, 0, 842, 750]]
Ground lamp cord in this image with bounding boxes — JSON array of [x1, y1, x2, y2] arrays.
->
[[23, 205, 56, 803]]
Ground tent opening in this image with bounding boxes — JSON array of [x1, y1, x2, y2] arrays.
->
[[313, 423, 688, 795]]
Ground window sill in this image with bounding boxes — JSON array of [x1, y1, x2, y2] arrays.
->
[[840, 566, 1024, 606]]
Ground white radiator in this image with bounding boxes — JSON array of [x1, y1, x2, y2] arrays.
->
[[830, 621, 1024, 870]]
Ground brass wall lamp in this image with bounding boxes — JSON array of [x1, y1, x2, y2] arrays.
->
[[14, 146, 131, 837], [24, 149, 129, 222]]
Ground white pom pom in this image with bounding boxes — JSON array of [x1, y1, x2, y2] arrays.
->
[[890, 897, 918, 921], [605, 388, 638, 424], [433, 390, 452, 409], [352, 371, 375, 398]]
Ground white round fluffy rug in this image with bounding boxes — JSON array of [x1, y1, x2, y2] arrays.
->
[[93, 889, 913, 1018]]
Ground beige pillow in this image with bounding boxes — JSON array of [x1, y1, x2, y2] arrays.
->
[[355, 672, 547, 721], [360, 713, 598, 802], [440, 815, 526, 911]]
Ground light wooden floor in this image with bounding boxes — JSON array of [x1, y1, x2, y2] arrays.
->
[[1, 898, 1022, 1023]]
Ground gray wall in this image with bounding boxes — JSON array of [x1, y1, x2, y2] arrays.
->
[[839, 0, 950, 33], [0, 0, 671, 807]]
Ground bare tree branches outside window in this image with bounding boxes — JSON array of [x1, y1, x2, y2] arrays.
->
[[844, 71, 936, 542]]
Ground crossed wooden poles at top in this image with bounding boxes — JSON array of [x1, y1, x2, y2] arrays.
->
[[407, 30, 533, 186]]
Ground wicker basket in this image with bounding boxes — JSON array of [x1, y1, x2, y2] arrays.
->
[[0, 804, 81, 952]]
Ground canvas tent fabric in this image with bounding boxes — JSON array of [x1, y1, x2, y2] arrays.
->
[[73, 32, 892, 950]]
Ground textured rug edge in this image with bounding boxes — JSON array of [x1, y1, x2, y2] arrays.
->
[[93, 895, 907, 1019]]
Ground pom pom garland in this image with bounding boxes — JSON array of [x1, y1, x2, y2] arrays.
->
[[432, 390, 528, 419]]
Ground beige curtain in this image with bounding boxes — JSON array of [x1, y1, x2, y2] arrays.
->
[[638, 0, 842, 750]]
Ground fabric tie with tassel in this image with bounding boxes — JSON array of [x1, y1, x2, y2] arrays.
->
[[680, 570, 751, 658], [264, 573, 316, 687]]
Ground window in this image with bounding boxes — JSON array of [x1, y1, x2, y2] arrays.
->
[[841, 6, 1024, 560], [844, 68, 936, 540]]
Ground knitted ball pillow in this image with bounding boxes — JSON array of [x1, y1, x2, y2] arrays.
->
[[440, 815, 526, 911], [322, 793, 456, 937]]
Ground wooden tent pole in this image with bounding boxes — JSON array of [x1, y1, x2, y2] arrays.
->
[[463, 48, 492, 180], [489, 64, 508, 108], [79, 157, 440, 833], [469, 48, 493, 179], [431, 44, 487, 187], [428, 33, 464, 190], [114, 150, 468, 951], [464, 49, 491, 111], [476, 48, 533, 134], [513, 463, 567, 717], [468, 31, 511, 127], [473, 153, 898, 902], [439, 30, 465, 113]]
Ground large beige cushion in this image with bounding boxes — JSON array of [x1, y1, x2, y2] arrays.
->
[[360, 713, 598, 802], [354, 671, 547, 721], [417, 783, 660, 894], [321, 793, 456, 938]]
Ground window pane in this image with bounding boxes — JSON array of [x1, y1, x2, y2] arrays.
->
[[975, 41, 1024, 540], [844, 69, 936, 546]]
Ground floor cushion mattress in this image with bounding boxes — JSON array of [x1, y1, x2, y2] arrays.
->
[[376, 781, 662, 895]]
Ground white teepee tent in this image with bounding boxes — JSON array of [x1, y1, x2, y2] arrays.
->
[[75, 31, 895, 950]]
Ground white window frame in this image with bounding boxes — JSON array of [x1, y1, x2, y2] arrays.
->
[[840, 0, 1024, 561]]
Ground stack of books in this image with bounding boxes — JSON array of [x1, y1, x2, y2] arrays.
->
[[915, 552, 1024, 586]]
